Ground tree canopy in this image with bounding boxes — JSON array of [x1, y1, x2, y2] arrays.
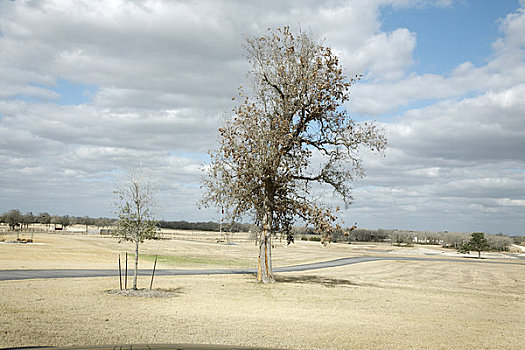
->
[[203, 27, 386, 283]]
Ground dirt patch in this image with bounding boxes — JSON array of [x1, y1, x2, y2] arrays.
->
[[1, 234, 524, 349], [107, 287, 183, 298]]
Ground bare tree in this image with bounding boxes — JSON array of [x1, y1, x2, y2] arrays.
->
[[21, 212, 35, 230], [486, 234, 513, 252], [38, 212, 51, 229], [203, 27, 386, 283], [3, 209, 22, 231], [82, 215, 92, 234], [113, 168, 158, 290]]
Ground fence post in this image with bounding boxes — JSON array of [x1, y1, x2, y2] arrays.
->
[[118, 254, 122, 290], [150, 255, 158, 290], [125, 252, 128, 289]]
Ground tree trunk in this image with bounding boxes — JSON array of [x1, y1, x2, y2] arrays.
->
[[133, 238, 139, 290], [478, 250, 481, 259], [257, 213, 274, 283]]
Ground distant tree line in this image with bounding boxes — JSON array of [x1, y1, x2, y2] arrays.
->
[[157, 220, 255, 233], [0, 209, 255, 234], [323, 227, 518, 252], [291, 225, 519, 252], [1, 208, 522, 252], [0, 209, 115, 231]]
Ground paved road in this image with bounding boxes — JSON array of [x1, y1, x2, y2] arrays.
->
[[0, 256, 523, 281]]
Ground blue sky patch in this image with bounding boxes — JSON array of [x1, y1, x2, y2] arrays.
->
[[53, 79, 97, 105], [15, 79, 97, 105], [380, 0, 519, 75]]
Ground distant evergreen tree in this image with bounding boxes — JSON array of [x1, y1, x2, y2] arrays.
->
[[458, 232, 490, 258]]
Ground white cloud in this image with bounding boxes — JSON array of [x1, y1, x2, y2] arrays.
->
[[496, 198, 525, 207], [0, 0, 524, 234], [386, 84, 525, 163], [340, 28, 416, 81]]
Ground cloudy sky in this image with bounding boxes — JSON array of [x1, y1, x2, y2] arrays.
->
[[1, 0, 524, 234]]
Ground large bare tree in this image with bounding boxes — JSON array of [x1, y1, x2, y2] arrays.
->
[[203, 27, 386, 283], [114, 168, 158, 290]]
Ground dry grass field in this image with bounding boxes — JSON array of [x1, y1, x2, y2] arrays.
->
[[1, 232, 524, 349]]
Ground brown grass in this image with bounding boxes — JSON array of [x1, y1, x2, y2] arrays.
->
[[1, 233, 524, 349]]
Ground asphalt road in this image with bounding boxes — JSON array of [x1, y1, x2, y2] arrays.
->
[[0, 256, 523, 281]]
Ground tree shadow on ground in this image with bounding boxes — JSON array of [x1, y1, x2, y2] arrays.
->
[[275, 275, 360, 288]]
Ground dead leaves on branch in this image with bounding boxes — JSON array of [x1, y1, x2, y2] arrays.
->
[[203, 26, 386, 240]]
